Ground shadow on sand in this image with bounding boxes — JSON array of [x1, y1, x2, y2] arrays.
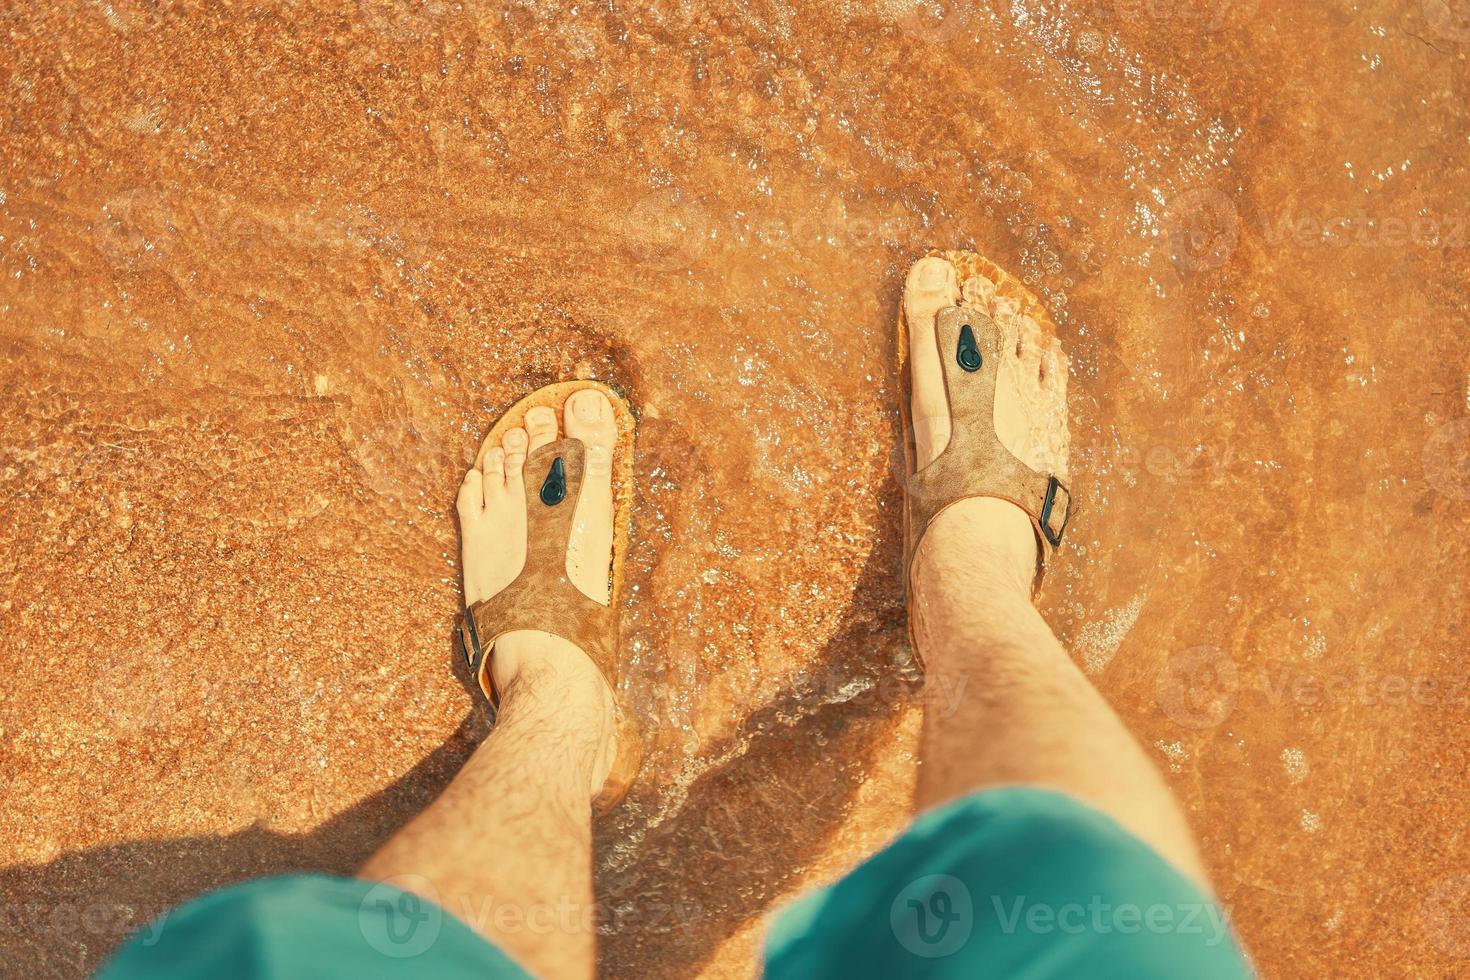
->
[[594, 537, 913, 978], [4, 462, 913, 980]]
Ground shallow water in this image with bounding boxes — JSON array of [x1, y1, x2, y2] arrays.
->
[[2, 0, 1469, 975]]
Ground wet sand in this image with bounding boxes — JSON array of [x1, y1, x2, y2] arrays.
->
[[3, 0, 1469, 975]]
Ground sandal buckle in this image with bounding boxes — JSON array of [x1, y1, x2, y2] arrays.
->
[[1040, 476, 1070, 547], [460, 609, 484, 670]]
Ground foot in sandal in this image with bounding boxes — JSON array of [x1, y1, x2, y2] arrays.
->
[[901, 250, 1073, 614], [456, 381, 641, 811]]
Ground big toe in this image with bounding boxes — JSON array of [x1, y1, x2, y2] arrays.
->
[[564, 389, 616, 452], [904, 256, 960, 339], [563, 388, 616, 603], [904, 256, 960, 468]]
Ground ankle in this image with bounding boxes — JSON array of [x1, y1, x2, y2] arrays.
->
[[492, 631, 607, 698], [912, 497, 1039, 601], [488, 631, 617, 797]]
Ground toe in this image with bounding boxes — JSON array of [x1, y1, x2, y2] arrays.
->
[[567, 387, 607, 423], [961, 273, 997, 312], [503, 427, 529, 484], [483, 446, 507, 489], [461, 440, 527, 609], [565, 390, 617, 481], [991, 308, 1025, 372], [456, 468, 484, 518], [525, 406, 559, 453], [561, 388, 616, 605], [1017, 315, 1044, 370], [904, 257, 960, 337], [904, 256, 961, 468], [1044, 342, 1070, 395], [563, 389, 615, 446]]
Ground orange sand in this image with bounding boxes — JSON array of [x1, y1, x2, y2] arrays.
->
[[2, 1, 1469, 976]]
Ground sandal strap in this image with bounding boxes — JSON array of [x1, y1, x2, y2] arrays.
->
[[905, 305, 1072, 591], [456, 438, 617, 706]]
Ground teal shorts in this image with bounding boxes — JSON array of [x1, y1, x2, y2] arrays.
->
[[98, 787, 1251, 979]]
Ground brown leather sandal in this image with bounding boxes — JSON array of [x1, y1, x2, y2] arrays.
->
[[898, 251, 1073, 642], [455, 379, 642, 814]]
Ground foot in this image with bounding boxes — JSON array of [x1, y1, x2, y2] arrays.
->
[[903, 254, 1071, 600], [456, 388, 618, 797]]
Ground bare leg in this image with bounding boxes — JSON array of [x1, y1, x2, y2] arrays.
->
[[359, 636, 611, 979], [361, 390, 622, 979], [904, 256, 1209, 888]]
